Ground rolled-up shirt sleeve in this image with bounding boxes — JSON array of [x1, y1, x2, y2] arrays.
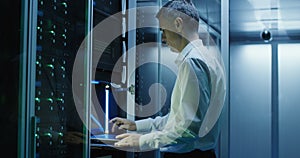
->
[[135, 114, 169, 133]]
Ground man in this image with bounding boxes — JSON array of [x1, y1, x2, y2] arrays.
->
[[110, 0, 226, 157]]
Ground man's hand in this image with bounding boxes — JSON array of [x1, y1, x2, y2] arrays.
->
[[110, 117, 137, 132], [65, 131, 84, 145], [114, 133, 142, 149]]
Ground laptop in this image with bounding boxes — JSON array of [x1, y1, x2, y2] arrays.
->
[[91, 133, 120, 145]]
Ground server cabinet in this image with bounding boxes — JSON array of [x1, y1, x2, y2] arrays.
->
[[20, 0, 92, 157], [133, 1, 166, 157], [20, 0, 132, 158], [90, 0, 129, 157]]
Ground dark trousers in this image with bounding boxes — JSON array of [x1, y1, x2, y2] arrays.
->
[[162, 149, 216, 158]]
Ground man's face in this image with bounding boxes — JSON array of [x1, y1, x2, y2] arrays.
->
[[159, 17, 181, 53]]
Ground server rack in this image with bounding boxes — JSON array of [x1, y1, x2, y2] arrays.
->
[[19, 0, 133, 157], [20, 0, 92, 157]]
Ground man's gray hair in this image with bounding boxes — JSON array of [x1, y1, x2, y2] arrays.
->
[[156, 0, 200, 24]]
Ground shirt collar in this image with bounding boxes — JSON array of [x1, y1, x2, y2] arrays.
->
[[175, 39, 204, 66]]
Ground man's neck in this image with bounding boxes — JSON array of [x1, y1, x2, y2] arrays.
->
[[178, 34, 199, 52]]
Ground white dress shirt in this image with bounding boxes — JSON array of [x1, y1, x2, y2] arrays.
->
[[135, 39, 226, 153]]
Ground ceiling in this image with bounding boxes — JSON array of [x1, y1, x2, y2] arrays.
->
[[230, 0, 300, 41], [135, 0, 300, 41]]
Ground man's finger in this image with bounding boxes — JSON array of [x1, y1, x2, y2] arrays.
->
[[111, 117, 122, 132], [109, 117, 119, 123], [111, 122, 118, 133], [116, 133, 131, 139], [114, 142, 131, 147], [73, 132, 84, 137], [110, 117, 124, 123], [118, 124, 127, 130]]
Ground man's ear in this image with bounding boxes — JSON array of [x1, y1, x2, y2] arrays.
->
[[174, 17, 183, 32]]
